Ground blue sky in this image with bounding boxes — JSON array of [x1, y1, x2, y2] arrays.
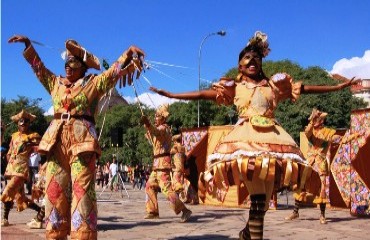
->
[[1, 0, 370, 113]]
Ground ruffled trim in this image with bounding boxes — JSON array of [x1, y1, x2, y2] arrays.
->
[[313, 197, 329, 204], [269, 73, 302, 102], [212, 78, 235, 106], [207, 149, 307, 168]]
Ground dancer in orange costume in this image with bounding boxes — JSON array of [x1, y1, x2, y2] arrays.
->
[[9, 35, 144, 240], [141, 105, 192, 222], [150, 31, 359, 239]]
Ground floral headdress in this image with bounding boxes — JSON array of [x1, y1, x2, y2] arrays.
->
[[156, 104, 170, 119], [238, 31, 270, 62]]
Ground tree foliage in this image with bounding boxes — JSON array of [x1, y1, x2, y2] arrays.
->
[[1, 96, 49, 147]]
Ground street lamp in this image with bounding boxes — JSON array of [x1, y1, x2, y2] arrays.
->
[[198, 30, 226, 127]]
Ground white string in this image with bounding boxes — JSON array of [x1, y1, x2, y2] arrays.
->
[[98, 88, 113, 141], [132, 61, 157, 109], [146, 63, 180, 82], [145, 60, 192, 69], [137, 79, 157, 109]]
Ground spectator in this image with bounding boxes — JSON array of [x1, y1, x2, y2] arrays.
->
[[104, 161, 110, 187], [27, 147, 41, 195], [109, 157, 118, 191], [95, 163, 104, 189], [132, 165, 141, 190]]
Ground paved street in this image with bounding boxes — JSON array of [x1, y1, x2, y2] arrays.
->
[[1, 184, 369, 240]]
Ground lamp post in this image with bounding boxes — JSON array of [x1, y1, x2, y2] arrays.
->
[[198, 30, 226, 127]]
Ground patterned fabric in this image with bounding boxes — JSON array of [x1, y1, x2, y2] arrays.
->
[[145, 123, 172, 170], [0, 176, 30, 211], [145, 170, 185, 215], [44, 128, 98, 239], [182, 129, 207, 155], [22, 41, 136, 239], [331, 109, 370, 216], [305, 123, 336, 176], [302, 122, 337, 203], [171, 142, 186, 192], [23, 43, 135, 156], [5, 131, 41, 179], [1, 130, 40, 212]]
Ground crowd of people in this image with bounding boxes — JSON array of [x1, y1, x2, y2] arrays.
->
[[0, 30, 362, 240], [95, 160, 150, 191]]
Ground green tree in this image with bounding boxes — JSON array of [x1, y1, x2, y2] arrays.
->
[[1, 96, 49, 146], [96, 104, 153, 166]]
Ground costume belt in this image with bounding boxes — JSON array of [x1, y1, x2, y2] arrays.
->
[[54, 113, 95, 124], [153, 152, 170, 158]]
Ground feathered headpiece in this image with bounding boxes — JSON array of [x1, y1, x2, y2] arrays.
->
[[156, 104, 170, 119], [238, 31, 270, 62]]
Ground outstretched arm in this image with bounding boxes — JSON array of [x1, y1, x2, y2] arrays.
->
[[302, 76, 361, 94], [150, 86, 217, 101]]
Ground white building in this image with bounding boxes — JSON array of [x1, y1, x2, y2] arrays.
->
[[351, 79, 370, 107]]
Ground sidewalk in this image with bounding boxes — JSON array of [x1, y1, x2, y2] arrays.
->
[[1, 184, 369, 239]]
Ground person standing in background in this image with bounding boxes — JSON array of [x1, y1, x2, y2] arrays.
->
[[27, 147, 41, 195], [104, 161, 110, 187], [109, 157, 118, 191], [132, 164, 141, 190]]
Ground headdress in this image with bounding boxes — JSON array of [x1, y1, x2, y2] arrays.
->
[[11, 109, 36, 123], [238, 31, 270, 62], [62, 39, 101, 70], [156, 104, 170, 119], [309, 108, 328, 125], [172, 134, 182, 142]]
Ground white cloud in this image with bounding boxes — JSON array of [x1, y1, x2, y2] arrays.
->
[[330, 50, 370, 79], [124, 92, 182, 109], [44, 106, 54, 116]]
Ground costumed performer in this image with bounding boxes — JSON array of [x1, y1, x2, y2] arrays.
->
[[9, 35, 144, 240], [150, 31, 359, 240]]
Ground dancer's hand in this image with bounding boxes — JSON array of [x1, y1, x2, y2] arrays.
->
[[8, 35, 31, 47], [140, 115, 150, 127], [150, 87, 171, 97], [331, 74, 362, 89]]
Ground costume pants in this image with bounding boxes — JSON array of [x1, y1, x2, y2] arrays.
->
[[145, 169, 185, 215], [172, 171, 184, 193], [1, 176, 32, 211], [44, 125, 97, 240]]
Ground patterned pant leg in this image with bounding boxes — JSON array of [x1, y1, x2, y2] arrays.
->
[[145, 171, 159, 214], [44, 154, 72, 239], [157, 170, 185, 214], [70, 153, 97, 240], [172, 171, 184, 193], [1, 176, 30, 211], [319, 175, 327, 199]]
